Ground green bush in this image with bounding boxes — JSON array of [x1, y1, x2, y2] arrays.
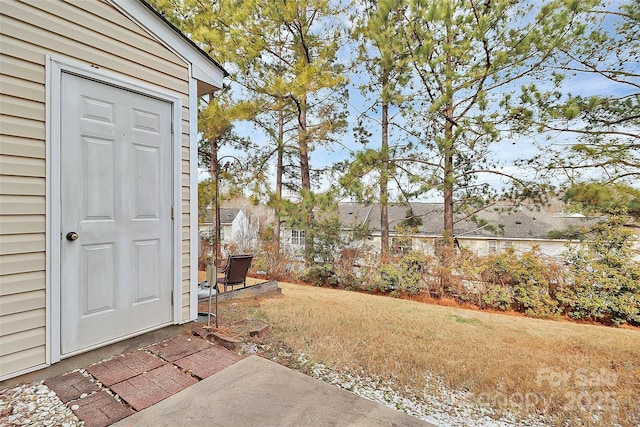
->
[[558, 214, 640, 326], [478, 249, 516, 287], [371, 251, 429, 296], [472, 248, 560, 316], [299, 264, 339, 287], [510, 251, 560, 318], [338, 271, 358, 291], [480, 285, 513, 311], [310, 213, 639, 327], [371, 263, 402, 293]]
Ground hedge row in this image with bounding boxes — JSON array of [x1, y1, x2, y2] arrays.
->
[[300, 215, 640, 326]]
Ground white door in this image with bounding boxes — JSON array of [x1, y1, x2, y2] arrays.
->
[[60, 72, 173, 356]]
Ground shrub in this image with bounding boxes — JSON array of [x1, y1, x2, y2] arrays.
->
[[373, 263, 403, 293], [299, 264, 339, 287], [510, 251, 560, 318], [253, 238, 298, 282], [558, 213, 640, 325], [471, 248, 561, 317], [479, 249, 516, 287], [371, 251, 431, 296], [316, 213, 639, 327], [480, 285, 513, 311]]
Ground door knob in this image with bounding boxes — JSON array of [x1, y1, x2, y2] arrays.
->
[[66, 232, 79, 241]]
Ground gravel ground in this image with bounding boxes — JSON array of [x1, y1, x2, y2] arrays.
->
[[242, 342, 552, 427], [308, 363, 550, 426], [0, 381, 81, 427]]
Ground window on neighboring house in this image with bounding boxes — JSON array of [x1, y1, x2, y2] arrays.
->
[[391, 237, 412, 254], [488, 240, 497, 252], [291, 229, 306, 245], [503, 241, 513, 249]]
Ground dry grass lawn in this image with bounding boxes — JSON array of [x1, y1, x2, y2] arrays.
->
[[222, 281, 640, 426]]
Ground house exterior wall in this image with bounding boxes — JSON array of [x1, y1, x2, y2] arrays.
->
[[280, 228, 306, 257], [229, 210, 256, 251], [346, 234, 578, 260], [198, 210, 257, 256], [0, 0, 195, 379], [458, 237, 573, 258]]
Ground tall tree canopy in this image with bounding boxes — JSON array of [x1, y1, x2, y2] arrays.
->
[[342, 0, 413, 257], [399, 0, 596, 240], [150, 0, 637, 255], [513, 0, 639, 213], [151, 0, 348, 264]]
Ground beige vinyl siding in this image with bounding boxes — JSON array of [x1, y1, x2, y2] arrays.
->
[[0, 347, 47, 380], [1, 309, 46, 337], [0, 195, 45, 215], [0, 271, 45, 296], [0, 136, 45, 159], [0, 233, 45, 255], [0, 176, 45, 196], [181, 125, 192, 314], [0, 215, 45, 235], [0, 253, 46, 276], [0, 155, 45, 177], [0, 0, 195, 379], [0, 272, 46, 378]]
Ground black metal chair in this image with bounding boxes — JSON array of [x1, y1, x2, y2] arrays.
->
[[216, 254, 253, 292], [197, 254, 253, 322]]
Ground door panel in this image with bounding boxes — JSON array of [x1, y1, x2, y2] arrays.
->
[[132, 239, 160, 304], [85, 138, 114, 219], [60, 72, 173, 356], [82, 243, 115, 316]]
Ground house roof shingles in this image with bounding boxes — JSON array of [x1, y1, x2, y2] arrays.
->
[[338, 202, 599, 240], [202, 208, 241, 225]]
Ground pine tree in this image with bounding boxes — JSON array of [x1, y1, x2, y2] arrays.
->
[[515, 0, 638, 186], [401, 0, 594, 242], [345, 0, 413, 258]]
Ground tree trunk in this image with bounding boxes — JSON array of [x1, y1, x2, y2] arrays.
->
[[299, 97, 311, 192], [443, 28, 455, 244], [273, 102, 284, 254], [210, 136, 221, 265], [443, 118, 454, 241], [380, 68, 390, 259], [298, 94, 315, 266]]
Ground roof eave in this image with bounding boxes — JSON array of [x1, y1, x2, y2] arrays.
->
[[108, 0, 228, 95]]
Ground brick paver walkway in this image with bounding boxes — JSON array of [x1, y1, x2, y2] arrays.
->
[[146, 335, 211, 362], [110, 364, 198, 411], [86, 350, 166, 387], [173, 346, 244, 380], [43, 332, 246, 427], [45, 372, 100, 403], [71, 391, 135, 427]]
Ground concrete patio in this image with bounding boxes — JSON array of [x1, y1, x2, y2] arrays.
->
[[40, 332, 434, 427]]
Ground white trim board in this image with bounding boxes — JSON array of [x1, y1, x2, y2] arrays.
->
[[188, 66, 199, 321]]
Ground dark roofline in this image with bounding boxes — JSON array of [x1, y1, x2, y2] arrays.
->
[[139, 0, 229, 77], [337, 201, 600, 240]]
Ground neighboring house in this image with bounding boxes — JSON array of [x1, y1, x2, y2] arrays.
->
[[0, 0, 226, 380], [281, 202, 599, 260], [199, 207, 257, 255], [277, 226, 305, 250], [338, 202, 599, 258], [276, 227, 307, 261]]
